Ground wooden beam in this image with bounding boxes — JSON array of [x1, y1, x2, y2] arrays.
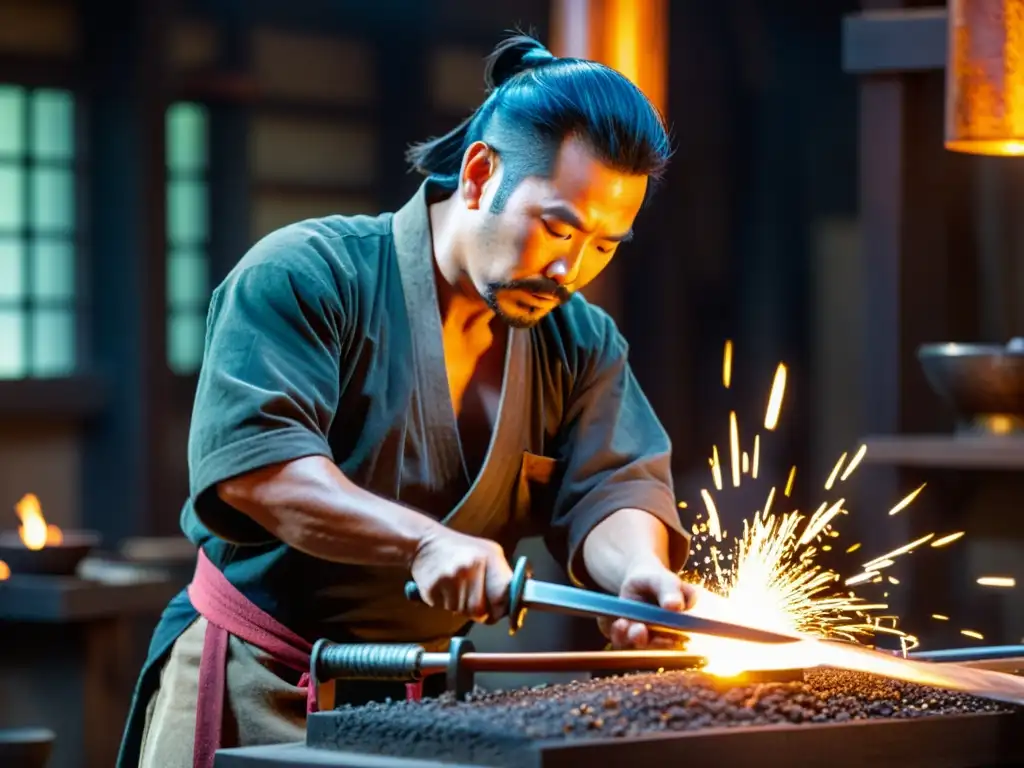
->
[[81, 0, 171, 544], [842, 8, 947, 74], [0, 377, 107, 421]]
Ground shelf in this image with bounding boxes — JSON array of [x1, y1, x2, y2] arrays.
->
[[0, 572, 179, 623], [842, 7, 946, 75], [861, 434, 1024, 470]]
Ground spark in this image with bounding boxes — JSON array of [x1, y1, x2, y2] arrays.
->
[[961, 630, 984, 641], [722, 340, 733, 388], [710, 446, 723, 491], [824, 453, 846, 491], [932, 614, 949, 621], [699, 489, 723, 542], [677, 501, 688, 509], [729, 411, 741, 488], [862, 533, 935, 570], [677, 348, 965, 678], [977, 576, 1015, 588], [845, 571, 879, 586], [931, 531, 965, 548], [784, 466, 796, 497], [840, 444, 867, 481], [798, 498, 844, 546], [888, 484, 926, 516], [764, 363, 787, 430]]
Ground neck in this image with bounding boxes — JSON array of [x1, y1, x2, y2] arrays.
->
[[428, 194, 494, 334]]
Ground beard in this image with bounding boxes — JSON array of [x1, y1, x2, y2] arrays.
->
[[482, 277, 572, 328]]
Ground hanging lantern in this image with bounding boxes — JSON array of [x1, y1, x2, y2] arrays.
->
[[946, 0, 1024, 155]]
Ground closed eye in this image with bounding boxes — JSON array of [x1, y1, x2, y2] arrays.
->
[[542, 220, 572, 240]]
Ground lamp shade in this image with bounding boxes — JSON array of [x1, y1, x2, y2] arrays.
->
[[946, 0, 1024, 156]]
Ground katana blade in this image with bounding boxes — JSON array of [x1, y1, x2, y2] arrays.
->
[[520, 578, 799, 645]]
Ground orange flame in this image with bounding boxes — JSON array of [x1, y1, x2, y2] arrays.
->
[[0, 560, 9, 580], [14, 494, 62, 550]]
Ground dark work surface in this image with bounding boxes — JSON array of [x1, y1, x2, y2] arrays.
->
[[0, 574, 178, 622], [284, 669, 1024, 768], [214, 743, 488, 767]]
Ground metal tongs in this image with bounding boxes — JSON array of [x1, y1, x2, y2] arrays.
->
[[404, 555, 799, 645]]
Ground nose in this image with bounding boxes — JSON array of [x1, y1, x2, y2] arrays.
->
[[544, 251, 583, 286]]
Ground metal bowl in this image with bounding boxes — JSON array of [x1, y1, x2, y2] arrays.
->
[[0, 530, 100, 576], [918, 340, 1024, 434], [0, 727, 55, 768]]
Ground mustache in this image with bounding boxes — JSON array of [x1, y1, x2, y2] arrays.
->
[[490, 277, 572, 304]]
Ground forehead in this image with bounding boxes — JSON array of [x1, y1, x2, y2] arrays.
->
[[515, 136, 648, 226]]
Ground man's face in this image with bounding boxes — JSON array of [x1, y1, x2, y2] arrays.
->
[[460, 136, 648, 328]]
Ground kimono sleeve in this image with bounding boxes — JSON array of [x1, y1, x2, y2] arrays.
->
[[187, 246, 346, 543], [545, 311, 691, 590]]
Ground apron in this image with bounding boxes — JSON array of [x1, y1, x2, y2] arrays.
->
[[116, 185, 560, 767]]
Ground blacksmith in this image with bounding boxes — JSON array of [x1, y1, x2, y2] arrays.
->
[[118, 33, 695, 768]]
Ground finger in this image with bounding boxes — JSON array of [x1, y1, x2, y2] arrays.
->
[[485, 559, 514, 622], [680, 582, 701, 611], [626, 622, 649, 648], [655, 572, 685, 613], [597, 616, 614, 639], [610, 618, 632, 649], [467, 564, 488, 622]]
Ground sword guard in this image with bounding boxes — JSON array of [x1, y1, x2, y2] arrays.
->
[[506, 556, 531, 635]]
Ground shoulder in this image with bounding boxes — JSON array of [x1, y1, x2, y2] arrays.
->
[[215, 211, 394, 309]]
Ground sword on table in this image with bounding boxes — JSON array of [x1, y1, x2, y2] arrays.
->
[[404, 556, 1024, 707]]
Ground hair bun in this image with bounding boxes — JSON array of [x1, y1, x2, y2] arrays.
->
[[484, 34, 556, 90]]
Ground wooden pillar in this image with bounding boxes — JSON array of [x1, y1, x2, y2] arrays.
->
[[81, 0, 170, 543], [208, 1, 253, 288], [548, 0, 668, 327], [851, 0, 979, 631]]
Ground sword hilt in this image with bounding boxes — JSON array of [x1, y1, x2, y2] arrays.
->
[[403, 555, 532, 635], [311, 640, 427, 682]]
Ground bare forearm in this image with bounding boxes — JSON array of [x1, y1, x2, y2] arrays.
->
[[217, 455, 443, 567], [581, 508, 672, 594]]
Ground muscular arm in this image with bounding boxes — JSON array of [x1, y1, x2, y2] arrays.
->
[[217, 455, 443, 567], [581, 508, 673, 594]]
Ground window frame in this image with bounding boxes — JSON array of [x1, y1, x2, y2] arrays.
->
[[0, 58, 101, 419], [165, 99, 212, 378]]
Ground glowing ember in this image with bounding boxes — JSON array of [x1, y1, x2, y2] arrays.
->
[[14, 493, 62, 551], [977, 576, 1016, 588], [722, 339, 733, 388], [887, 484, 926, 516], [710, 446, 723, 490], [839, 444, 867, 482], [961, 630, 984, 641], [931, 532, 965, 547], [0, 560, 8, 580], [764, 363, 786, 430], [783, 466, 796, 497], [729, 411, 740, 488]]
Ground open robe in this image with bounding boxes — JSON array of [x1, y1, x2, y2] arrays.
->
[[117, 180, 691, 767]]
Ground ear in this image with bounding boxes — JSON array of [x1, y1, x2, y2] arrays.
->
[[460, 141, 498, 210]]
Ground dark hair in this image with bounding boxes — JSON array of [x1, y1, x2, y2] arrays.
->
[[406, 33, 672, 211]]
